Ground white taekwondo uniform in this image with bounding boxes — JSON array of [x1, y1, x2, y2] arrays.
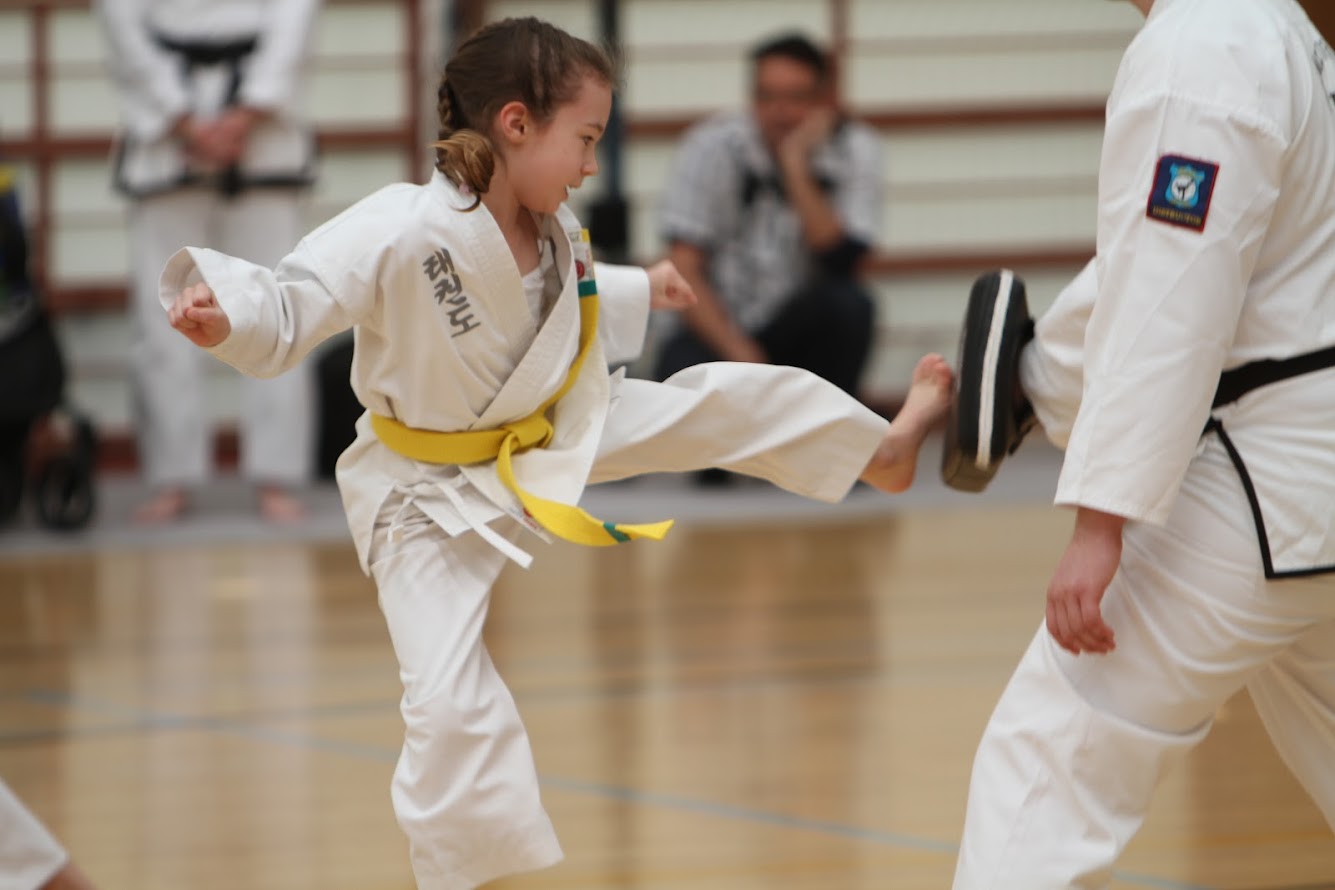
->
[[159, 171, 889, 889], [954, 1, 1335, 887], [96, 0, 319, 489], [0, 780, 68, 890]]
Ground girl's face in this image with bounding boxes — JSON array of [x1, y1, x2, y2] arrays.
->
[[506, 75, 612, 215]]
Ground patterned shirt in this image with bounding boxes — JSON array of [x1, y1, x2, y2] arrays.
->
[[658, 111, 884, 331]]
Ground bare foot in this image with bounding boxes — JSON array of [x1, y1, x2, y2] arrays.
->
[[258, 485, 306, 523], [133, 487, 190, 524], [42, 861, 100, 890], [860, 353, 954, 493]]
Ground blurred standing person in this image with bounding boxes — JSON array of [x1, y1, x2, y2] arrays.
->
[[95, 0, 321, 522], [654, 33, 884, 400]]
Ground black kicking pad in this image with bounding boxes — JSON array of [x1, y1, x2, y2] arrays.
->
[[941, 269, 1036, 493]]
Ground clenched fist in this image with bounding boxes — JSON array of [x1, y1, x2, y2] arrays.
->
[[167, 282, 232, 347]]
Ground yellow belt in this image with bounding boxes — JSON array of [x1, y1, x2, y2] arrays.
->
[[371, 234, 672, 547]]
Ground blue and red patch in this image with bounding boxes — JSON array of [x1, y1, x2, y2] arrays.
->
[[1145, 154, 1219, 232]]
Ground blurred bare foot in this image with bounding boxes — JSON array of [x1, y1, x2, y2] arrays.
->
[[860, 353, 954, 493], [133, 487, 189, 524], [43, 861, 99, 890], [258, 485, 305, 523]]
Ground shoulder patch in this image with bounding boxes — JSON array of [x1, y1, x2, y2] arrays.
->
[[1146, 154, 1219, 232]]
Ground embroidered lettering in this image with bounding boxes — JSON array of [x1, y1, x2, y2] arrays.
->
[[446, 306, 481, 337], [432, 275, 462, 303], [422, 246, 479, 337], [422, 248, 455, 280]]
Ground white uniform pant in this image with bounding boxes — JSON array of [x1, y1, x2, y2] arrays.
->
[[368, 364, 888, 890], [953, 267, 1335, 889], [0, 780, 68, 890], [130, 187, 312, 488]]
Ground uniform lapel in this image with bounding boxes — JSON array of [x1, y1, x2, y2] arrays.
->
[[471, 212, 580, 428]]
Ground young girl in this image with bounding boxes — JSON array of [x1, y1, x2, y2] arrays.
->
[[162, 17, 951, 890]]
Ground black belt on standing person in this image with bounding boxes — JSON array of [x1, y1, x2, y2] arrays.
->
[[153, 32, 259, 197], [1212, 343, 1335, 407], [1206, 342, 1335, 580]]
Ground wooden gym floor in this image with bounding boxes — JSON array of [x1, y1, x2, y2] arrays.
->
[[3, 475, 1335, 890]]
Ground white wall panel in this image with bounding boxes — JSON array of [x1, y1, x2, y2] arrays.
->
[[488, 1, 597, 39], [48, 8, 106, 66], [0, 12, 30, 65], [849, 0, 1142, 41], [50, 227, 129, 285], [625, 0, 830, 46], [624, 58, 748, 116], [305, 147, 410, 227], [49, 160, 127, 285], [847, 46, 1125, 109], [884, 191, 1095, 254], [885, 123, 1104, 189], [307, 68, 405, 126], [48, 9, 119, 133], [620, 137, 675, 200], [312, 148, 409, 203], [52, 158, 122, 217], [0, 12, 33, 138], [313, 3, 405, 55], [0, 81, 32, 137], [50, 72, 121, 134]]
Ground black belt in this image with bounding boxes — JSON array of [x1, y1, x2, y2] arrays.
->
[[152, 33, 258, 67], [1213, 344, 1335, 408], [153, 32, 259, 197], [1207, 341, 1335, 580]]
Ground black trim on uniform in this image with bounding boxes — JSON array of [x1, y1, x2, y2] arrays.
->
[[112, 163, 317, 200], [1202, 418, 1335, 580], [1206, 339, 1335, 579]]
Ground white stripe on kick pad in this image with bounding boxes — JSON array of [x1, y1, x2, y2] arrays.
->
[[975, 269, 1014, 470]]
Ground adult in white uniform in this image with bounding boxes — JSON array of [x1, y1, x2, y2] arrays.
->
[[0, 779, 99, 890], [95, 0, 320, 522], [160, 18, 954, 890], [952, 0, 1335, 886]]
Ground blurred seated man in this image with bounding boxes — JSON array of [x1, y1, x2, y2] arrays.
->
[[654, 33, 884, 403]]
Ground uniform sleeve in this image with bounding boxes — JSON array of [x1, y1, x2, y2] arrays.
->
[[594, 263, 650, 365], [658, 122, 738, 247], [239, 0, 322, 112], [93, 0, 191, 140], [159, 237, 375, 379], [1054, 91, 1287, 523], [1024, 258, 1098, 450], [833, 125, 884, 247]]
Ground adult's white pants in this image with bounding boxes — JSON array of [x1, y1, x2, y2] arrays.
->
[[130, 187, 312, 488], [953, 266, 1335, 889]]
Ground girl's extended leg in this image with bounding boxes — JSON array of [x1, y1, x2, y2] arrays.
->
[[594, 357, 951, 499]]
